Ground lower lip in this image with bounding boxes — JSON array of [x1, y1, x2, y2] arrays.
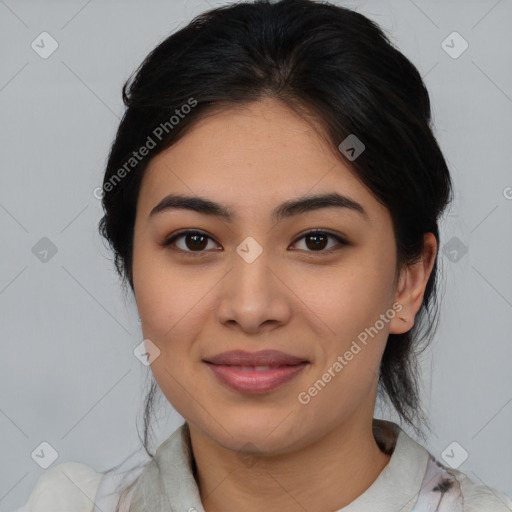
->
[[205, 362, 308, 394]]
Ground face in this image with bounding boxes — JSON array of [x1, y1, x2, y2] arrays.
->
[[132, 97, 416, 455]]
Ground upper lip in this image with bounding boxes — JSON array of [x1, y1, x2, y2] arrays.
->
[[203, 350, 308, 367]]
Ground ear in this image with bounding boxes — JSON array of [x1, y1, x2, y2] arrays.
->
[[389, 232, 437, 335]]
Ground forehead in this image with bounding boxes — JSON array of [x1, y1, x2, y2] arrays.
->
[[136, 98, 387, 226]]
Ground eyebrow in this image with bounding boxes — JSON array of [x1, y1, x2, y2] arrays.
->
[[149, 192, 368, 223]]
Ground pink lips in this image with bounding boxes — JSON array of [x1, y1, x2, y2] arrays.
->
[[203, 350, 309, 394]]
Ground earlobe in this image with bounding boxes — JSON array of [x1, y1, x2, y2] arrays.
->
[[389, 233, 437, 335]]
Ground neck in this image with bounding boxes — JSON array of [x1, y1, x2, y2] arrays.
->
[[188, 413, 392, 512]]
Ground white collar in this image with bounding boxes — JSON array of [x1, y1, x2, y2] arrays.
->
[[339, 419, 431, 511], [95, 418, 432, 512]]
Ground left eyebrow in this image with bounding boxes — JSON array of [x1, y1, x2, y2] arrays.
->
[[149, 192, 369, 223]]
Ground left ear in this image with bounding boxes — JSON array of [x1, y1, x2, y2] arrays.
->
[[389, 232, 437, 335]]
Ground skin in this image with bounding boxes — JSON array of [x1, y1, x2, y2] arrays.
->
[[132, 97, 437, 512]]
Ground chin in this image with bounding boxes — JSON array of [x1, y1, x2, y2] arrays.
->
[[197, 411, 309, 455]]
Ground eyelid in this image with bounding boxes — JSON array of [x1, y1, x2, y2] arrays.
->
[[160, 228, 348, 255], [291, 228, 348, 247]]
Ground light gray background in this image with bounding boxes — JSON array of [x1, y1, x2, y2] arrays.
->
[[1, 0, 511, 509]]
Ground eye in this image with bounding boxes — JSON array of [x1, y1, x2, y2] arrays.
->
[[290, 229, 348, 253], [160, 228, 348, 256], [161, 230, 220, 256]]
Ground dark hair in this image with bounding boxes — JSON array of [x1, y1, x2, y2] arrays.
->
[[97, 0, 453, 508]]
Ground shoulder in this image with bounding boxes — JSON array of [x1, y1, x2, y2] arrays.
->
[[392, 423, 512, 512], [15, 462, 104, 512], [445, 465, 512, 512]]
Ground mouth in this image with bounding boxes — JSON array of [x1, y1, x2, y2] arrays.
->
[[202, 350, 309, 394], [203, 349, 309, 367], [208, 365, 300, 371]]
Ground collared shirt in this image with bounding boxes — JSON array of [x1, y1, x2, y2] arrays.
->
[[14, 419, 512, 512]]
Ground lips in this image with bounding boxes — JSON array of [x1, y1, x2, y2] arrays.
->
[[203, 350, 309, 394], [203, 349, 308, 367]]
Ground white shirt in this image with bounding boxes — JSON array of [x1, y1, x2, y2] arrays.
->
[[12, 419, 512, 512]]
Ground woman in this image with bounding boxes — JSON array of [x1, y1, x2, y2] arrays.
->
[[15, 0, 512, 511]]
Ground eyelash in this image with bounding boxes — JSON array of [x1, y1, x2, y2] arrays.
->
[[160, 228, 348, 257]]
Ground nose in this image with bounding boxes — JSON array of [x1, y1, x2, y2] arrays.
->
[[215, 243, 292, 334]]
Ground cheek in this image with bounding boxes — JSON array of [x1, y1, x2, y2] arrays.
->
[[133, 252, 207, 414], [133, 241, 203, 337], [297, 256, 396, 399], [298, 263, 393, 407], [298, 256, 394, 337]]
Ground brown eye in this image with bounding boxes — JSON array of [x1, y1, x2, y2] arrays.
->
[[161, 230, 219, 254], [161, 228, 348, 257], [182, 232, 208, 251], [304, 233, 328, 250], [291, 229, 348, 253]]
